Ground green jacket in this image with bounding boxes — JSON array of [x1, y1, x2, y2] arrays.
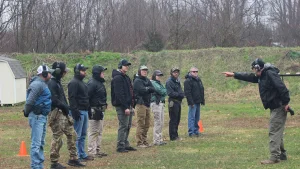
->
[[150, 80, 167, 103]]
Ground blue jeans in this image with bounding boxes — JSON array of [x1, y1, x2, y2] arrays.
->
[[28, 112, 47, 169], [188, 104, 200, 136], [73, 110, 88, 159]]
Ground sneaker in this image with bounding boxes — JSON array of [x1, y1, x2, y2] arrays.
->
[[125, 146, 137, 151], [154, 142, 167, 146], [189, 134, 195, 137], [96, 152, 108, 157], [117, 148, 129, 153], [80, 156, 94, 162], [280, 151, 287, 160], [137, 144, 148, 148], [67, 159, 85, 167], [50, 163, 66, 169], [160, 141, 167, 145], [175, 137, 182, 141], [260, 159, 280, 164]]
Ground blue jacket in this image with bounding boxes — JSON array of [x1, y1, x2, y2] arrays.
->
[[25, 76, 52, 116]]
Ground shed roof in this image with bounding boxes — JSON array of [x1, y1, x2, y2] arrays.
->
[[0, 55, 27, 79]]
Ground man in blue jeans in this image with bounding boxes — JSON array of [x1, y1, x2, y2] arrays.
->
[[68, 63, 93, 161], [184, 67, 205, 137], [24, 65, 53, 169]]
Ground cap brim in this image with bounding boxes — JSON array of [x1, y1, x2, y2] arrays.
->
[[126, 63, 131, 66], [81, 67, 88, 71], [157, 73, 163, 76], [103, 67, 107, 71]]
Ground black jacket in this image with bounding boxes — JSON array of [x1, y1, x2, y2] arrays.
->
[[133, 76, 154, 107], [68, 75, 89, 111], [166, 77, 184, 102], [87, 76, 107, 107], [47, 77, 68, 111], [184, 74, 205, 105], [234, 63, 290, 110], [111, 69, 134, 110]]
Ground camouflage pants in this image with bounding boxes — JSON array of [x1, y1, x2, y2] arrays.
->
[[135, 104, 151, 146], [48, 109, 78, 163]]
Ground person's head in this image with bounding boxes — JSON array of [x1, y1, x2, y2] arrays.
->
[[74, 63, 88, 78], [152, 70, 163, 81], [118, 59, 131, 73], [52, 62, 69, 79], [189, 67, 199, 77], [37, 65, 53, 81], [170, 67, 180, 79], [138, 65, 148, 77], [92, 65, 107, 79], [251, 58, 265, 77]]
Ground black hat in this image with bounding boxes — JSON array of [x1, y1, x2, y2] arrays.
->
[[74, 63, 88, 73], [118, 59, 131, 68], [52, 62, 69, 72], [154, 70, 163, 76], [251, 58, 265, 70], [92, 65, 107, 74]]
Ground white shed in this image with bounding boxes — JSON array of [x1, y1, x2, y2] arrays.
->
[[0, 55, 27, 106]]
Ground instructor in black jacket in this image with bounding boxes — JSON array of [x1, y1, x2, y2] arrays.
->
[[68, 63, 93, 161], [223, 58, 290, 165]]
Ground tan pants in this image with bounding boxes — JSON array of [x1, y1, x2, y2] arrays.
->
[[135, 104, 151, 146], [151, 103, 165, 144], [87, 119, 104, 157]]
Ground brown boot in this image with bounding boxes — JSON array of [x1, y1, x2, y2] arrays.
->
[[260, 159, 280, 164]]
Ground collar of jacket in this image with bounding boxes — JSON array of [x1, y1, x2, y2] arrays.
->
[[92, 75, 105, 83], [74, 74, 84, 81], [170, 76, 180, 83]]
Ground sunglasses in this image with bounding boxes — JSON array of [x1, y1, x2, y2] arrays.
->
[[191, 71, 198, 73]]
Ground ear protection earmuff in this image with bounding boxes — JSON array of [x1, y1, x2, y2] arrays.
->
[[74, 63, 80, 74], [42, 65, 48, 78], [253, 59, 261, 71], [118, 59, 124, 69], [54, 62, 61, 75]]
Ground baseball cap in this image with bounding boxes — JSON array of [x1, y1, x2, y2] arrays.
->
[[52, 62, 70, 73], [154, 70, 163, 76], [171, 67, 180, 72], [251, 58, 265, 70], [37, 65, 54, 75], [92, 65, 107, 74], [119, 59, 131, 67], [74, 63, 88, 72], [139, 65, 148, 70]]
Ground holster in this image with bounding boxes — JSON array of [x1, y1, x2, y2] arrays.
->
[[90, 107, 104, 120]]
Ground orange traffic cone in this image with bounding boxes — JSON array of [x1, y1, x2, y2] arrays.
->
[[198, 120, 204, 133], [17, 141, 29, 156]]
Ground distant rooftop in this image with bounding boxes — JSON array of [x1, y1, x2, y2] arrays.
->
[[0, 55, 27, 79]]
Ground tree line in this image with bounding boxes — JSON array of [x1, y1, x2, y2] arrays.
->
[[0, 0, 300, 54]]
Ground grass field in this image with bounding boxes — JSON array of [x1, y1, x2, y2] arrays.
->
[[1, 99, 300, 169]]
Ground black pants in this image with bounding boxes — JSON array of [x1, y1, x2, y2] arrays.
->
[[168, 101, 181, 140]]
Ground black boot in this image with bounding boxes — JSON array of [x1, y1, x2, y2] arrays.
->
[[50, 162, 66, 169], [280, 150, 287, 160], [68, 159, 86, 167]]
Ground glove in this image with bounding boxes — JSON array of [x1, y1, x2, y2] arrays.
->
[[71, 109, 81, 121], [24, 104, 33, 117], [61, 104, 70, 116], [201, 100, 205, 106], [148, 86, 156, 93]]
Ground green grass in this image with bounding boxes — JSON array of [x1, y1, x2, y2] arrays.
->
[[1, 98, 300, 169]]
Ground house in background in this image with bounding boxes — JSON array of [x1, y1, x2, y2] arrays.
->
[[0, 55, 27, 106]]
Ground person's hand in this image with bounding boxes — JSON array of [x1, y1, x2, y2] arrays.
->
[[148, 86, 156, 93], [191, 104, 194, 108], [125, 109, 130, 116], [222, 72, 234, 77], [61, 105, 70, 116], [179, 92, 185, 98], [72, 109, 81, 121], [284, 105, 290, 112]]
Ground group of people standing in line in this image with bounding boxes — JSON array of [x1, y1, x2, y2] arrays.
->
[[24, 59, 205, 169]]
